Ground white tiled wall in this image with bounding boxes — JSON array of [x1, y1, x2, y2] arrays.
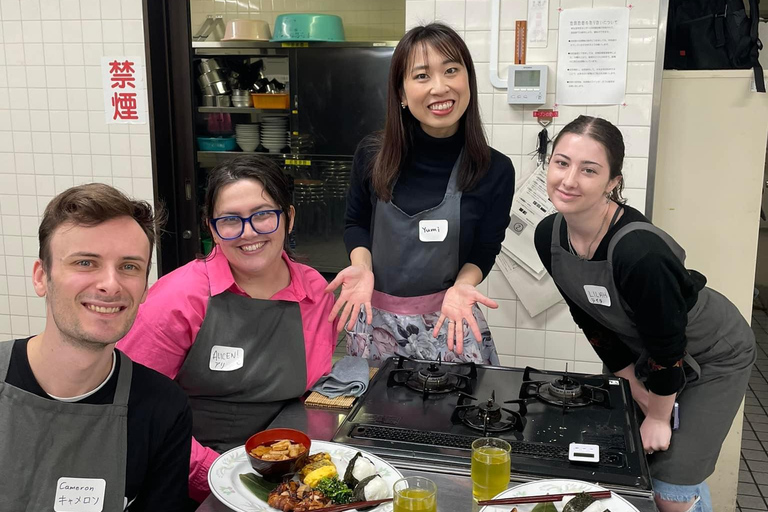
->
[[190, 0, 405, 41], [0, 0, 153, 341], [405, 0, 661, 371]]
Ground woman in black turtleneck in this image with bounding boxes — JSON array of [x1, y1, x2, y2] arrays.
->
[[326, 23, 515, 364]]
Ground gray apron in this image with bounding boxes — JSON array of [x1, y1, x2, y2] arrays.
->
[[550, 213, 755, 484], [347, 154, 499, 365], [175, 267, 308, 454], [0, 341, 130, 511]]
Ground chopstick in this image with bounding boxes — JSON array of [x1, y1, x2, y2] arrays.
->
[[320, 498, 393, 511], [476, 490, 612, 506]]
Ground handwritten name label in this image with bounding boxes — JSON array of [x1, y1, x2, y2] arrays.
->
[[209, 345, 245, 371], [54, 478, 105, 512], [418, 220, 448, 242], [583, 285, 611, 307]]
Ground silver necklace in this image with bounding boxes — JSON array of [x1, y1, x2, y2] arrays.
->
[[567, 206, 610, 260]]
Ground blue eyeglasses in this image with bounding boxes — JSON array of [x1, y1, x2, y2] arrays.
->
[[210, 210, 283, 240]]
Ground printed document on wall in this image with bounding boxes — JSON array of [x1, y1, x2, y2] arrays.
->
[[502, 163, 557, 279], [497, 252, 562, 318], [556, 8, 629, 105]]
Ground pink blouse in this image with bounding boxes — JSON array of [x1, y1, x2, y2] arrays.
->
[[117, 249, 337, 501]]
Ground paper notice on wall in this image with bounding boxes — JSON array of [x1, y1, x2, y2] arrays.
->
[[501, 163, 557, 279], [101, 56, 148, 124], [497, 251, 562, 318], [556, 8, 629, 105], [527, 0, 549, 48]]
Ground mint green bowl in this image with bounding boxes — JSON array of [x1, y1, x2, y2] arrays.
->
[[270, 13, 345, 42]]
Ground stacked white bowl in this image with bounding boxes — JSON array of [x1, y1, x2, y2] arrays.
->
[[235, 123, 260, 152], [260, 116, 289, 153]]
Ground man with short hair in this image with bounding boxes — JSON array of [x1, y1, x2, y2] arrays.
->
[[0, 183, 193, 511]]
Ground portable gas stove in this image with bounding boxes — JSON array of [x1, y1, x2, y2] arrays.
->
[[332, 356, 652, 493]]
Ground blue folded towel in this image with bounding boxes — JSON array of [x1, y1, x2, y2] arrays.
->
[[311, 356, 370, 398]]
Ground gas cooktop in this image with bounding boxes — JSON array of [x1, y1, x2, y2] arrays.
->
[[332, 356, 651, 491]]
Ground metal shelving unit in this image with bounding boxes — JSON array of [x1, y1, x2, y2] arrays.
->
[[197, 106, 290, 114]]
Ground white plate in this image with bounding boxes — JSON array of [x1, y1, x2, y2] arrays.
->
[[479, 479, 641, 512], [209, 440, 402, 512]]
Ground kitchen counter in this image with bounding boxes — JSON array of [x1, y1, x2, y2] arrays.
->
[[196, 400, 658, 512]]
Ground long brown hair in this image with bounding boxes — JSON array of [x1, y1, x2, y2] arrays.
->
[[372, 23, 490, 201], [552, 115, 626, 203], [202, 155, 295, 259]]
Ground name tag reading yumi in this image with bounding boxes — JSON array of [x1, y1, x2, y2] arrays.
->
[[584, 285, 611, 307], [54, 478, 106, 512], [209, 345, 245, 371], [419, 220, 448, 242]]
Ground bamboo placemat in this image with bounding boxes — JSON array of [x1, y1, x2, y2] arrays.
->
[[304, 367, 379, 409]]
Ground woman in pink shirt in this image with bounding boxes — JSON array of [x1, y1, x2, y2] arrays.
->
[[118, 155, 337, 503]]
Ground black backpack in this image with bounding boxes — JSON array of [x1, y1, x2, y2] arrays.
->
[[665, 0, 765, 92]]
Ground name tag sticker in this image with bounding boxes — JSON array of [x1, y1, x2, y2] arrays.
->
[[418, 220, 448, 242], [209, 345, 244, 371], [54, 478, 106, 512], [584, 285, 611, 307]]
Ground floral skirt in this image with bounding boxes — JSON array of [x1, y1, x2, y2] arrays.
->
[[346, 289, 499, 365]]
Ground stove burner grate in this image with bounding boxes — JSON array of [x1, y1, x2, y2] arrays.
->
[[520, 366, 611, 409], [451, 391, 528, 435], [387, 355, 476, 398]]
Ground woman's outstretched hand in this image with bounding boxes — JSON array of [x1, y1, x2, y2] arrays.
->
[[325, 265, 375, 333], [432, 283, 498, 354]]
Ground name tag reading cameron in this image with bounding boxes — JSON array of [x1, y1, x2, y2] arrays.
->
[[584, 285, 611, 307], [209, 345, 244, 371], [419, 220, 448, 242], [54, 478, 106, 512]]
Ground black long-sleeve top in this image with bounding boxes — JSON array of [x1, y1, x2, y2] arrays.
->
[[6, 338, 193, 511], [344, 125, 516, 282], [534, 205, 707, 395]]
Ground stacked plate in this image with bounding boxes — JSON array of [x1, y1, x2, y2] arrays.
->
[[317, 161, 351, 200], [290, 133, 315, 155], [261, 116, 289, 153], [235, 123, 260, 152]]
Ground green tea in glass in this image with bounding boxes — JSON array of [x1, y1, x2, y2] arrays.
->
[[393, 476, 437, 512], [471, 437, 511, 501]]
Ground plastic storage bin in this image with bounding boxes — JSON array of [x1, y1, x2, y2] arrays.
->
[[251, 93, 290, 110], [197, 136, 237, 151]]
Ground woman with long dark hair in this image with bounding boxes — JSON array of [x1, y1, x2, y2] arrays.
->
[[535, 115, 755, 512], [327, 23, 516, 364], [118, 155, 337, 503]]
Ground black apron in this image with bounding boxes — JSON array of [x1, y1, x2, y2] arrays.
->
[[347, 154, 499, 365], [0, 341, 130, 511], [175, 264, 308, 454], [550, 213, 755, 484]]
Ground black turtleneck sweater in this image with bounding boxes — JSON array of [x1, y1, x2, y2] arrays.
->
[[344, 126, 516, 284]]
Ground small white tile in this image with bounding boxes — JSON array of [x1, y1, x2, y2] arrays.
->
[[33, 153, 53, 174], [516, 328, 546, 357], [11, 315, 30, 337], [623, 188, 646, 213], [560, 0, 591, 8], [72, 155, 92, 175], [487, 298, 517, 328], [625, 62, 655, 94], [629, 0, 659, 28], [69, 111, 89, 132], [26, 296, 45, 317], [618, 94, 652, 126], [18, 196, 37, 216], [88, 112, 108, 134], [464, 0, 490, 31], [0, 197, 19, 215], [0, 0, 21, 20], [497, 354, 516, 368], [129, 134, 150, 156], [478, 93, 493, 126], [121, 0, 142, 19], [499, 0, 527, 30], [52, 153, 73, 175], [23, 43, 45, 65], [91, 154, 111, 176], [40, 0, 61, 20], [123, 19, 144, 43], [544, 358, 571, 372], [102, 20, 123, 43], [2, 21, 24, 43], [64, 66, 86, 88], [100, 0, 122, 19], [9, 293, 27, 315], [25, 67, 47, 91], [11, 110, 31, 131], [28, 316, 46, 335], [109, 133, 130, 156], [61, 21, 84, 43], [405, 0, 435, 29], [81, 20, 103, 43], [627, 28, 657, 62], [80, 0, 101, 19], [43, 43, 64, 65], [6, 275, 26, 295], [132, 178, 153, 201], [16, 174, 36, 195], [0, 110, 10, 131], [545, 330, 575, 360], [66, 89, 88, 111], [12, 131, 32, 152], [498, 30, 516, 64], [464, 31, 490, 63], [0, 174, 16, 191], [2, 215, 21, 236], [51, 133, 72, 154], [4, 44, 25, 66], [70, 133, 91, 154], [574, 336, 602, 363], [90, 133, 110, 155], [85, 66, 101, 88], [83, 43, 105, 66], [491, 124, 523, 155], [22, 20, 44, 43], [31, 132, 52, 153], [435, 0, 464, 30], [621, 125, 650, 158], [517, 356, 545, 368], [48, 110, 69, 132], [527, 30, 558, 62], [63, 44, 85, 66], [86, 88, 102, 110], [11, 153, 30, 173], [517, 300, 547, 329], [130, 156, 151, 178], [593, 0, 625, 6], [47, 89, 67, 109], [111, 155, 131, 176], [574, 361, 603, 374], [54, 175, 74, 194], [41, 20, 63, 43], [621, 157, 648, 189], [493, 326, 516, 356], [112, 177, 133, 195], [19, 215, 38, 234], [586, 105, 619, 125]]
